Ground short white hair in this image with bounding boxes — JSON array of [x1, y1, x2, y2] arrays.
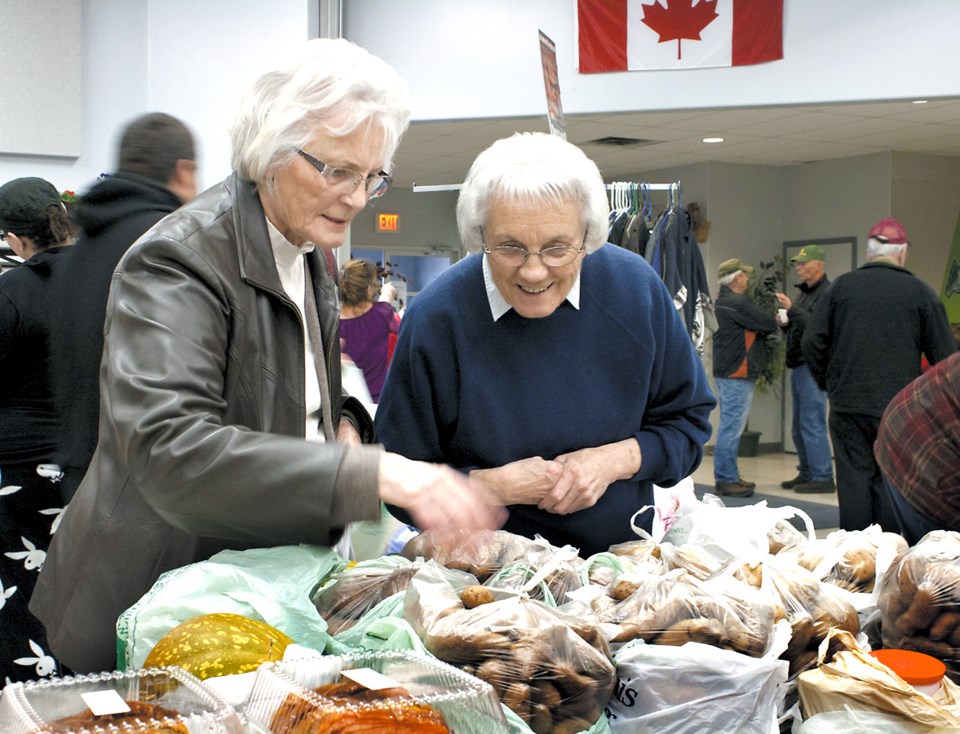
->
[[456, 132, 610, 253], [867, 237, 907, 261], [230, 38, 411, 186]]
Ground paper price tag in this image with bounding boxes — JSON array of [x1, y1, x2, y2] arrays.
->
[[81, 689, 131, 716], [342, 667, 400, 691]]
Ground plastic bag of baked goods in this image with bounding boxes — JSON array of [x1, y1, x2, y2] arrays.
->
[[796, 628, 960, 730], [759, 558, 861, 679], [484, 541, 584, 607], [777, 525, 907, 597], [400, 528, 538, 582], [593, 567, 777, 659], [312, 555, 421, 635], [876, 530, 960, 682], [608, 639, 788, 733], [322, 563, 478, 657], [404, 561, 616, 734], [118, 544, 343, 671], [660, 495, 816, 562]]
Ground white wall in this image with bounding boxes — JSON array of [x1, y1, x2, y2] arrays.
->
[[343, 0, 960, 122], [891, 153, 960, 289], [5, 0, 960, 193], [0, 0, 311, 196]]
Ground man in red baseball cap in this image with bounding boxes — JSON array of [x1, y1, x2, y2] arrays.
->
[[801, 217, 957, 532], [868, 217, 908, 245]]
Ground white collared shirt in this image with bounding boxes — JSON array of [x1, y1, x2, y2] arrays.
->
[[482, 252, 582, 321], [267, 220, 324, 442]]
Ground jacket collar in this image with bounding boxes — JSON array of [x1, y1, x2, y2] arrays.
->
[[229, 172, 286, 295], [797, 273, 829, 293], [226, 172, 336, 339]]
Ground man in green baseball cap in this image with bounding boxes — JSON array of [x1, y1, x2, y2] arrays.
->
[[790, 244, 825, 264], [775, 245, 834, 493], [713, 258, 777, 497]]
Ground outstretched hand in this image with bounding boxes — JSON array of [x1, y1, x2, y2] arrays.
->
[[378, 452, 507, 532]]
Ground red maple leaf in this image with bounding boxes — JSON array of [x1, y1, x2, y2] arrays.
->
[[641, 0, 719, 60]]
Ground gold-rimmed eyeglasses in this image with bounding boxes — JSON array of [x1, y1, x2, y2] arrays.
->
[[481, 230, 587, 268], [296, 149, 392, 200]]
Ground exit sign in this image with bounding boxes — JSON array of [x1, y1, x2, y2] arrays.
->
[[376, 213, 400, 232]]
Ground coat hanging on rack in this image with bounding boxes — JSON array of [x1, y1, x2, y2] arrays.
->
[[606, 181, 714, 356]]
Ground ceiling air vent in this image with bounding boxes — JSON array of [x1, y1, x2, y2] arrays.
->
[[586, 136, 654, 147]]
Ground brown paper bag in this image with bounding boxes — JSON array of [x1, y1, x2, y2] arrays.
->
[[798, 629, 960, 729]]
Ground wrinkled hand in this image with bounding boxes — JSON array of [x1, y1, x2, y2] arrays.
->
[[378, 452, 507, 532], [539, 439, 641, 515], [775, 292, 792, 309], [470, 457, 564, 505], [336, 419, 362, 445]]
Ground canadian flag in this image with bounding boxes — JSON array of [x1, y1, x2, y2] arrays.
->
[[577, 0, 783, 73]]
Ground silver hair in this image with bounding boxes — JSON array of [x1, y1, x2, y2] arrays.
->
[[718, 271, 741, 287], [230, 38, 411, 187], [455, 132, 610, 253], [867, 237, 907, 261]]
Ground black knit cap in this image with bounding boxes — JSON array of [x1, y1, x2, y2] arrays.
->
[[0, 177, 62, 234]]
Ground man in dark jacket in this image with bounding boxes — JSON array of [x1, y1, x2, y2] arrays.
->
[[712, 258, 777, 497], [775, 245, 834, 493], [48, 113, 197, 501], [802, 218, 956, 532]]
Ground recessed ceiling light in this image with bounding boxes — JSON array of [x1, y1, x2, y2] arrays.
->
[[702, 136, 724, 144], [912, 99, 928, 104]]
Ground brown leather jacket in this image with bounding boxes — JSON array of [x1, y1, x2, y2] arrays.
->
[[31, 173, 380, 673]]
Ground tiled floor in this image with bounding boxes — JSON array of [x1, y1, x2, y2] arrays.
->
[[692, 450, 840, 537]]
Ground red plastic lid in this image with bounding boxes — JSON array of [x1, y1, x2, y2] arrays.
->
[[870, 649, 947, 686]]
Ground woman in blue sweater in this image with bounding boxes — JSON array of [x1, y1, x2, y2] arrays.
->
[[375, 132, 715, 556]]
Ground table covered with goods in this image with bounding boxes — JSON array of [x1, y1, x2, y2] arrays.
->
[[3, 492, 960, 733]]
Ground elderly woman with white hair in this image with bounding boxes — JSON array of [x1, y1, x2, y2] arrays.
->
[[376, 132, 715, 556], [32, 38, 505, 674]]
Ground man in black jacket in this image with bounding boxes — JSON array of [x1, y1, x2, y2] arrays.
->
[[49, 113, 197, 501], [775, 245, 834, 493], [802, 218, 956, 531], [712, 258, 778, 497]]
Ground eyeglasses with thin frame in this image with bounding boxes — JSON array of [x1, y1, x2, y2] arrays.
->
[[481, 229, 587, 268], [296, 149, 392, 200]]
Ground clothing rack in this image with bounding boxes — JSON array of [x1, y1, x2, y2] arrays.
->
[[606, 181, 682, 217], [605, 182, 679, 192], [412, 181, 682, 195]]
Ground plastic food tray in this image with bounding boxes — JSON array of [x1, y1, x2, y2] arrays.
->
[[0, 666, 245, 733], [241, 650, 508, 733]]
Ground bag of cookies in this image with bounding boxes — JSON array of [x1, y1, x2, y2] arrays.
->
[[311, 555, 424, 635], [876, 530, 960, 682], [400, 528, 539, 582], [404, 561, 615, 733], [777, 525, 907, 594], [595, 568, 776, 659]]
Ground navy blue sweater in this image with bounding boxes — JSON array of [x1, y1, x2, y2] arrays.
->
[[376, 246, 715, 556]]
